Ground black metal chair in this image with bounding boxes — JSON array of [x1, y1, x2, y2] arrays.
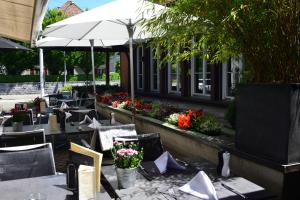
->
[[0, 129, 45, 147], [113, 133, 164, 161], [0, 143, 56, 181], [2, 110, 33, 127]]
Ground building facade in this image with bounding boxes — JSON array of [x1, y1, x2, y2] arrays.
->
[[120, 44, 243, 105], [58, 1, 82, 17]]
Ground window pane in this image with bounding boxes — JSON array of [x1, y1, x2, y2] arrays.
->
[[195, 56, 203, 73], [171, 63, 177, 73], [171, 74, 177, 91], [138, 75, 143, 88], [195, 73, 203, 93], [153, 75, 158, 90], [153, 60, 158, 74]]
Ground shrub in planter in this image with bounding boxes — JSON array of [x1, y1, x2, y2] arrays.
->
[[192, 115, 221, 136], [166, 113, 179, 126]]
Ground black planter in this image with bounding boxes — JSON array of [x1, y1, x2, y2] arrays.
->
[[236, 84, 300, 164]]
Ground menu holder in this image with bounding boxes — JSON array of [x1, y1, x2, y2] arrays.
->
[[40, 101, 46, 113], [48, 114, 59, 131], [70, 142, 103, 192]]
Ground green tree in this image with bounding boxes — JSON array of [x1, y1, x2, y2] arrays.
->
[[144, 0, 300, 83], [0, 42, 38, 75], [42, 9, 67, 75]]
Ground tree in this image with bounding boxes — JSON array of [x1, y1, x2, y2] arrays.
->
[[144, 0, 300, 83], [0, 43, 38, 74], [42, 9, 67, 74]]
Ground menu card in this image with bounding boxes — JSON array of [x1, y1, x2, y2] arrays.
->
[[179, 171, 218, 200], [70, 142, 103, 192], [60, 102, 69, 109], [154, 151, 186, 174]]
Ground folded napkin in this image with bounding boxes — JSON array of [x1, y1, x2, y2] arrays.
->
[[60, 102, 69, 109], [154, 151, 186, 174], [65, 112, 72, 121], [80, 115, 92, 125], [78, 165, 96, 200], [179, 171, 218, 200], [88, 118, 102, 130]]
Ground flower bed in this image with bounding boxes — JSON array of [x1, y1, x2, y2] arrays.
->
[[97, 93, 222, 136]]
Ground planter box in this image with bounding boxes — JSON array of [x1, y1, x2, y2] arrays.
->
[[236, 84, 300, 164]]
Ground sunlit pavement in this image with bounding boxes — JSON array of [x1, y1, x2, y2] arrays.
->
[[0, 94, 42, 112]]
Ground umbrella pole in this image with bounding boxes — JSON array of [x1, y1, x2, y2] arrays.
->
[[64, 51, 67, 86], [39, 48, 45, 97], [128, 21, 135, 123], [90, 39, 98, 119]]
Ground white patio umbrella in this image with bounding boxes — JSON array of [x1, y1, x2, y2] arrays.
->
[[36, 36, 128, 86], [42, 0, 165, 114]]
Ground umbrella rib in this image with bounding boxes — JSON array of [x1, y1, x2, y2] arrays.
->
[[79, 21, 103, 40], [65, 39, 73, 47]]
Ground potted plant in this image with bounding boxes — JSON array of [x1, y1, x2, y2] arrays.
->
[[10, 108, 27, 132], [111, 141, 143, 189]]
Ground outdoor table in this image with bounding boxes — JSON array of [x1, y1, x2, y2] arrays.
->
[[101, 158, 275, 200], [0, 174, 111, 200]]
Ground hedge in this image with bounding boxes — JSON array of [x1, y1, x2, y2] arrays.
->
[[0, 73, 120, 83]]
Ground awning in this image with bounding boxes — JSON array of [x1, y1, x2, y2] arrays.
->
[[0, 0, 49, 44]]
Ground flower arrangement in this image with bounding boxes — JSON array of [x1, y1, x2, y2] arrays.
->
[[10, 108, 28, 122], [111, 142, 143, 169]]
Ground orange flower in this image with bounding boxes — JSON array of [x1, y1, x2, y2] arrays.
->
[[178, 114, 191, 129]]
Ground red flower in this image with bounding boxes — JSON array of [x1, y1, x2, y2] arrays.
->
[[178, 114, 191, 129]]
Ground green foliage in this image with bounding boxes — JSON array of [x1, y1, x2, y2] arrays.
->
[[100, 72, 120, 81], [11, 111, 27, 122], [111, 142, 143, 169], [144, 0, 300, 83], [42, 9, 66, 29], [60, 84, 73, 92], [191, 115, 222, 136], [225, 100, 236, 129], [0, 45, 38, 74]]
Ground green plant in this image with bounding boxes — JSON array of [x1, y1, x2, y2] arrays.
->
[[60, 84, 73, 92], [192, 115, 221, 136], [225, 100, 236, 129], [143, 0, 300, 83], [111, 142, 143, 169], [10, 108, 27, 122]]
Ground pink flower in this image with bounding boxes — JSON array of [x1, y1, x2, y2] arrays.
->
[[117, 148, 127, 156], [126, 148, 138, 156]]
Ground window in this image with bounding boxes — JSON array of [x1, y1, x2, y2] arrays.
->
[[136, 46, 144, 90], [150, 47, 160, 92], [168, 60, 181, 94], [222, 56, 243, 99], [191, 54, 211, 96]]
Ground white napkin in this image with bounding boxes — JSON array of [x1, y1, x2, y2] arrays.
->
[[179, 171, 218, 200], [60, 102, 69, 109], [154, 151, 186, 174], [78, 165, 96, 200], [65, 112, 72, 121], [88, 118, 102, 130], [80, 115, 92, 125]]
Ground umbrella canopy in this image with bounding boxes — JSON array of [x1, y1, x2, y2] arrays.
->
[[36, 37, 129, 49], [43, 0, 166, 119], [43, 0, 164, 40], [0, 37, 30, 51]]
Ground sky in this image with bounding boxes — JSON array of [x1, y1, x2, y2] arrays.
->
[[48, 0, 113, 10]]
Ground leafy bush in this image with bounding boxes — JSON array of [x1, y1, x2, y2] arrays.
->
[[60, 84, 73, 92], [192, 115, 222, 136], [99, 72, 120, 81]]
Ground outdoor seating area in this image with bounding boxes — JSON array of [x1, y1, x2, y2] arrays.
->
[[0, 0, 299, 199]]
